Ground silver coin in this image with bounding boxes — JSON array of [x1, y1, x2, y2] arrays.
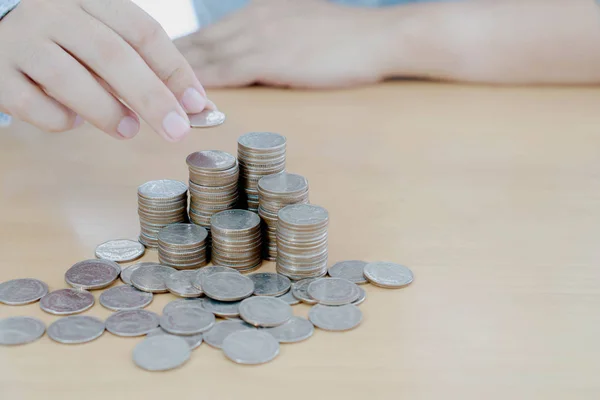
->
[[248, 272, 291, 297], [238, 132, 286, 150], [138, 180, 187, 199], [352, 286, 367, 306], [95, 239, 145, 262], [130, 264, 177, 293], [120, 262, 157, 285], [276, 290, 300, 306], [257, 172, 308, 194], [165, 271, 203, 298], [203, 319, 255, 349], [278, 204, 329, 226], [210, 209, 260, 231], [202, 272, 254, 302], [65, 259, 120, 290], [189, 109, 226, 128], [328, 260, 368, 284], [47, 316, 105, 344], [291, 278, 318, 305], [160, 305, 215, 335], [133, 335, 191, 371], [262, 316, 314, 343], [157, 223, 208, 246], [239, 296, 292, 327], [99, 285, 153, 311], [146, 327, 203, 350], [0, 316, 45, 345], [307, 278, 361, 306], [308, 304, 362, 331], [106, 310, 160, 337], [163, 298, 205, 314], [193, 266, 239, 290], [201, 297, 241, 318], [40, 288, 95, 315], [186, 150, 236, 170], [363, 262, 414, 288], [0, 278, 49, 305], [222, 330, 280, 365]]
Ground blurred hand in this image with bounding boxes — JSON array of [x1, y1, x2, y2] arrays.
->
[[0, 0, 209, 141], [176, 0, 391, 89]]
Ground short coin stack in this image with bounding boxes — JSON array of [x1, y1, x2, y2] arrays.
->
[[258, 172, 309, 260], [276, 204, 329, 280], [237, 132, 287, 212], [157, 223, 209, 269], [210, 210, 262, 272], [138, 180, 188, 248]]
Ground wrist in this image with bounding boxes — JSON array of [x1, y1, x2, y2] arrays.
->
[[0, 0, 20, 21]]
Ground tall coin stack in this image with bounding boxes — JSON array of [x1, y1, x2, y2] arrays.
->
[[237, 132, 287, 212], [211, 210, 262, 272], [257, 172, 310, 260], [157, 223, 208, 269], [137, 180, 189, 248], [276, 204, 329, 280]]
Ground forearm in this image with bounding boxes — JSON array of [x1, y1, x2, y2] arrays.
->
[[381, 0, 600, 84]]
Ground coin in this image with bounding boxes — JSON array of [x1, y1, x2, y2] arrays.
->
[[163, 298, 205, 314], [248, 272, 291, 297], [363, 262, 414, 288], [95, 239, 145, 262], [65, 259, 120, 290], [189, 109, 226, 128], [106, 310, 160, 337], [146, 327, 203, 350], [201, 297, 241, 318], [308, 304, 362, 331], [276, 290, 300, 306], [47, 316, 105, 344], [165, 270, 203, 298], [138, 180, 188, 199], [328, 260, 368, 284], [160, 305, 215, 335], [99, 285, 153, 311], [130, 264, 177, 293], [222, 330, 280, 365], [352, 286, 367, 306], [307, 278, 361, 306], [0, 316, 45, 345], [239, 296, 292, 327], [186, 150, 236, 171], [291, 278, 318, 305], [120, 262, 157, 285], [0, 278, 48, 305], [262, 316, 314, 343], [40, 288, 95, 315], [158, 224, 209, 270], [193, 266, 240, 289], [203, 319, 255, 349], [202, 272, 254, 302], [133, 335, 191, 371]]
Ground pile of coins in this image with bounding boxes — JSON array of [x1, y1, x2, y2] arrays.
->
[[258, 172, 310, 260], [237, 132, 287, 212], [158, 224, 209, 269], [210, 210, 262, 272], [138, 180, 188, 248], [276, 204, 329, 280]]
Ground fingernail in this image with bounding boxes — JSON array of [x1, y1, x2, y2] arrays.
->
[[117, 116, 139, 138], [181, 87, 207, 113], [73, 115, 84, 128], [163, 111, 190, 141], [205, 99, 218, 111]]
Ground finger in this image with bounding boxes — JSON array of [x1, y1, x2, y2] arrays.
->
[[52, 9, 190, 142], [82, 0, 208, 114]]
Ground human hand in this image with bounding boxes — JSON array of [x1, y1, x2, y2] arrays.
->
[[176, 0, 392, 89], [0, 0, 210, 141]]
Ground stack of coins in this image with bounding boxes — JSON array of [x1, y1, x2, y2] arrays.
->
[[157, 223, 209, 270], [211, 210, 262, 272], [276, 204, 329, 280], [257, 172, 309, 260], [138, 180, 188, 248], [237, 132, 287, 212]]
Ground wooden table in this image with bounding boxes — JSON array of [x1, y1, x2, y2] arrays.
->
[[1, 82, 600, 399]]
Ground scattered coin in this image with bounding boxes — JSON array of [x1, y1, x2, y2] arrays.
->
[[308, 304, 362, 332], [307, 277, 361, 306], [222, 329, 280, 365], [163, 298, 205, 315], [193, 266, 240, 290], [146, 327, 203, 350], [130, 264, 177, 293], [99, 285, 153, 311], [363, 262, 414, 288], [276, 290, 300, 306], [200, 297, 241, 318], [47, 316, 105, 344], [203, 319, 255, 349], [160, 304, 215, 335], [120, 262, 157, 285], [189, 109, 226, 128], [40, 288, 95, 315], [352, 286, 367, 306], [262, 316, 314, 343], [248, 272, 291, 297], [133, 335, 191, 371], [0, 316, 45, 345], [95, 239, 145, 263], [64, 259, 120, 290], [239, 296, 292, 328], [328, 260, 368, 284], [202, 272, 254, 302], [106, 310, 160, 337], [291, 278, 318, 305], [165, 270, 203, 298], [0, 278, 49, 305]]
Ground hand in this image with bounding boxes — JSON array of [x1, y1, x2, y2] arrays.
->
[[176, 0, 392, 89], [0, 0, 209, 141]]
